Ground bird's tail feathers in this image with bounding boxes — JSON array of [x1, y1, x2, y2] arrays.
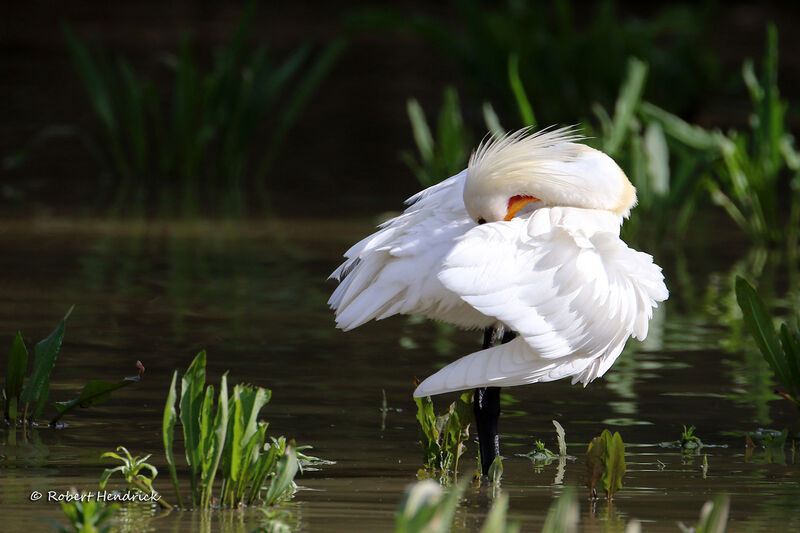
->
[[413, 337, 597, 397]]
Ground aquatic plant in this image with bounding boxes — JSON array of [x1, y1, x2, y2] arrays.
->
[[586, 429, 626, 500], [44, 1, 344, 215], [403, 87, 472, 188], [735, 277, 800, 407], [523, 420, 570, 464], [99, 446, 170, 509], [678, 495, 730, 533], [681, 425, 704, 451], [541, 488, 579, 533], [53, 493, 119, 533], [2, 308, 140, 426], [163, 350, 307, 509], [415, 391, 473, 479], [643, 25, 799, 249], [394, 479, 520, 533]]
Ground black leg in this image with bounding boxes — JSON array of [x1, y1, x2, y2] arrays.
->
[[474, 385, 501, 475], [474, 327, 516, 475]]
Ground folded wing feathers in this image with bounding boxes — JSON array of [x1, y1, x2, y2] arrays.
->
[[328, 171, 494, 331], [417, 207, 668, 396]]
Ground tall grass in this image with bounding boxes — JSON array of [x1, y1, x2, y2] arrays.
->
[[643, 25, 799, 250], [58, 2, 344, 216]]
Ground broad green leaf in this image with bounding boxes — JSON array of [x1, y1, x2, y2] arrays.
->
[[163, 370, 183, 509], [585, 435, 604, 496], [51, 376, 140, 424], [21, 306, 72, 420], [5, 332, 28, 420], [201, 373, 228, 509], [180, 350, 207, 495], [735, 277, 790, 385], [601, 431, 626, 498]]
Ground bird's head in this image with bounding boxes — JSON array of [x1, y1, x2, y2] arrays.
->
[[463, 128, 637, 224]]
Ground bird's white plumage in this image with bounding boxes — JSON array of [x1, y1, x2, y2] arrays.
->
[[415, 207, 667, 396], [328, 128, 669, 397], [329, 172, 494, 330]]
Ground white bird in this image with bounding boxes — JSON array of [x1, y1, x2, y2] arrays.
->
[[328, 127, 668, 471]]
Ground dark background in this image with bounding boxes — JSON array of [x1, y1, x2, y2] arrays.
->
[[3, 1, 799, 217]]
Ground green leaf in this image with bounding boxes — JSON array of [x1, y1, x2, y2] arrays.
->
[[21, 306, 73, 420], [735, 277, 791, 386], [407, 99, 434, 163], [163, 370, 183, 509], [552, 420, 567, 456], [51, 376, 140, 424], [644, 121, 670, 196], [606, 57, 648, 156], [201, 373, 228, 509], [263, 442, 299, 506], [542, 487, 579, 533], [180, 350, 207, 506], [5, 332, 28, 420], [779, 324, 800, 398], [601, 430, 626, 498]]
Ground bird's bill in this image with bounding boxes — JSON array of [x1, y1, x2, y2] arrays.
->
[[504, 195, 539, 221]]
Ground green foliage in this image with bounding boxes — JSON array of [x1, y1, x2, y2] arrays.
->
[[163, 350, 307, 509], [524, 440, 558, 462], [3, 307, 133, 426], [52, 368, 142, 425], [54, 494, 118, 533], [402, 87, 472, 188], [98, 445, 169, 509], [681, 425, 704, 451], [678, 495, 730, 533], [586, 429, 626, 500], [523, 420, 570, 463], [53, 2, 344, 215], [703, 25, 798, 248], [541, 488, 579, 533], [588, 58, 703, 242], [643, 25, 799, 249], [415, 391, 473, 478], [735, 276, 800, 407], [18, 307, 72, 420], [394, 479, 520, 533]]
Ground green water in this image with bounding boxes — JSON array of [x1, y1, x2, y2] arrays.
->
[[0, 217, 798, 532]]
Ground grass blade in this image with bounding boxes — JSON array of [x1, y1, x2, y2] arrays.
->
[[5, 332, 28, 421], [508, 54, 535, 127]]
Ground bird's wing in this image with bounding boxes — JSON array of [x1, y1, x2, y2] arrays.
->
[[329, 171, 494, 330], [414, 206, 668, 396]]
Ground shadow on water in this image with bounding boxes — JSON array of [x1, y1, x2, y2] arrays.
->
[[1, 214, 799, 531]]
